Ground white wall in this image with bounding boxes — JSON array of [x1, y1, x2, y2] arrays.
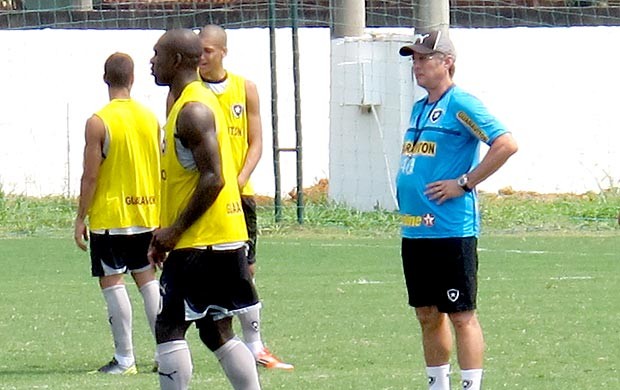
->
[[0, 26, 618, 198], [0, 27, 331, 197], [451, 26, 620, 194]]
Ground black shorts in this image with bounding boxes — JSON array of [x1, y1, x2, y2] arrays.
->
[[158, 247, 260, 328], [401, 237, 478, 313], [90, 231, 153, 277], [241, 195, 257, 265]]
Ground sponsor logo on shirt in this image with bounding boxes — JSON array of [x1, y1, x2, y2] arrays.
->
[[457, 111, 489, 142], [402, 141, 436, 156], [228, 126, 243, 137], [125, 196, 157, 206], [226, 201, 243, 214], [401, 213, 435, 227], [422, 213, 435, 227]]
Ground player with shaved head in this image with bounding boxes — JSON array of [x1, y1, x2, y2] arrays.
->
[[198, 24, 293, 371], [150, 29, 261, 390]]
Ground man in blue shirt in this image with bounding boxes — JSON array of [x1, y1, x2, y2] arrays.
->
[[396, 29, 518, 390]]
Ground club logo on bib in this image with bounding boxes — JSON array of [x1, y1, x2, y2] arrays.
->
[[232, 103, 244, 119], [447, 289, 460, 302], [430, 108, 443, 123]]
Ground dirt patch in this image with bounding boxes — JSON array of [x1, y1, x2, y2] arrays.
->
[[255, 178, 328, 206]]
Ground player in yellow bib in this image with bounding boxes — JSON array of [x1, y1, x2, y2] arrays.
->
[[149, 29, 261, 390], [198, 24, 294, 372], [74, 52, 161, 375]]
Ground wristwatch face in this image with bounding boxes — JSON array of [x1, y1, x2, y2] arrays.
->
[[458, 176, 467, 186]]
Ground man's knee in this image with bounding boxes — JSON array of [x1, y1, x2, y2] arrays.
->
[[415, 306, 446, 330], [156, 319, 189, 344], [131, 267, 156, 287], [99, 273, 124, 289], [448, 310, 478, 330], [198, 317, 234, 351]]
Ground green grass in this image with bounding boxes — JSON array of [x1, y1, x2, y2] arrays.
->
[[0, 234, 619, 389], [0, 193, 619, 388]]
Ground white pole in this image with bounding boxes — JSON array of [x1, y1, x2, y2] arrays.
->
[[417, 0, 450, 33], [332, 0, 365, 38]]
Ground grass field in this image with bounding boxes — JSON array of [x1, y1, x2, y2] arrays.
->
[[0, 191, 619, 389], [1, 231, 619, 389]]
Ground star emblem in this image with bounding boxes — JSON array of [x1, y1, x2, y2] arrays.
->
[[422, 213, 435, 227]]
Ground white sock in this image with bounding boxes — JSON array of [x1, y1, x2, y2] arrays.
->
[[427, 364, 451, 390], [157, 340, 193, 390], [214, 337, 261, 390], [238, 308, 264, 356], [102, 285, 134, 366], [461, 368, 483, 390], [139, 279, 160, 338]]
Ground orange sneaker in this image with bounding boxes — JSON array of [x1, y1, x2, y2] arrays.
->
[[255, 348, 294, 371]]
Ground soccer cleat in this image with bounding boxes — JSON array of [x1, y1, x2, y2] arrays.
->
[[95, 357, 137, 375], [255, 348, 294, 371]]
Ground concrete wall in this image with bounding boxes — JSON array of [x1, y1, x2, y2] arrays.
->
[[0, 28, 331, 197], [0, 26, 618, 200]]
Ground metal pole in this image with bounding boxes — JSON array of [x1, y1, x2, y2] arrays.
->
[[416, 0, 450, 33], [291, 0, 304, 224], [332, 0, 365, 38], [269, 0, 283, 223]]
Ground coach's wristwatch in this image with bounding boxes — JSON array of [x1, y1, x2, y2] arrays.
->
[[457, 174, 473, 192]]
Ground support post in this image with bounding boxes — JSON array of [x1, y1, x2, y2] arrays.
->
[[332, 0, 365, 38], [416, 0, 450, 33]]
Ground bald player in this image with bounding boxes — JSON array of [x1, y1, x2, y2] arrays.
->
[[198, 24, 293, 371], [149, 29, 261, 390]]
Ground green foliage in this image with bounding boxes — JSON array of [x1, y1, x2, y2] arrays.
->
[[478, 190, 620, 233], [0, 183, 5, 210], [257, 200, 401, 238], [255, 190, 620, 238], [0, 195, 75, 236], [0, 190, 619, 238]]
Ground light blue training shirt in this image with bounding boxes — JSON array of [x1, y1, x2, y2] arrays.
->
[[396, 85, 509, 239]]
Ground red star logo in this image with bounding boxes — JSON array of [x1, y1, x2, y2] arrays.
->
[[422, 213, 435, 227]]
